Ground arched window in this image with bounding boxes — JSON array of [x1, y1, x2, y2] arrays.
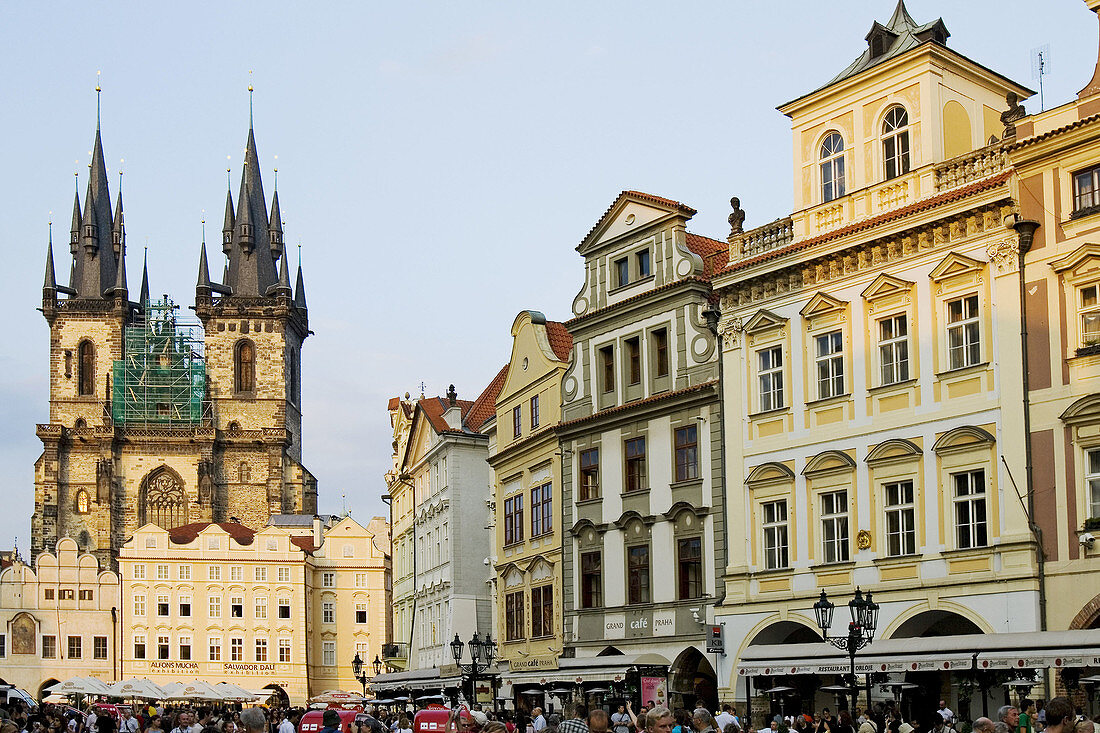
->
[[882, 106, 910, 180], [75, 490, 90, 514], [820, 132, 846, 203], [140, 468, 188, 529], [78, 341, 95, 396], [235, 340, 255, 394]]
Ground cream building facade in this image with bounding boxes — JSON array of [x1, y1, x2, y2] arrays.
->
[[0, 538, 120, 698], [487, 311, 572, 704], [712, 0, 1045, 713]]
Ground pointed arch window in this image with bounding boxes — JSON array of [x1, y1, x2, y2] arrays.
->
[[75, 490, 90, 514], [140, 469, 188, 529], [820, 132, 846, 203], [78, 341, 95, 396], [882, 106, 910, 180], [235, 340, 255, 394]]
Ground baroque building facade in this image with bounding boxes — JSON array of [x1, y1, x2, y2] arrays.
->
[[34, 114, 315, 569], [558, 190, 728, 711]]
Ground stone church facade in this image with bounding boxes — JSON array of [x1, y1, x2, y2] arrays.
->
[[33, 114, 316, 569]]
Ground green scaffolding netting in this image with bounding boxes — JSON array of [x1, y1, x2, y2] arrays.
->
[[111, 297, 206, 425]]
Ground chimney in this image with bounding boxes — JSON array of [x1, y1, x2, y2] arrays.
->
[[443, 386, 463, 430], [1079, 0, 1100, 99], [312, 515, 323, 548]]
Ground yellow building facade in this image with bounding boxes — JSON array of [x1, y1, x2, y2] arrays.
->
[[487, 311, 572, 704], [712, 1, 1043, 715]]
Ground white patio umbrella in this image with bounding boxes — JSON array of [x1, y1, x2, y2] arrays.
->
[[109, 679, 168, 700], [215, 683, 258, 702], [159, 682, 187, 700], [179, 680, 227, 701], [47, 678, 114, 697]]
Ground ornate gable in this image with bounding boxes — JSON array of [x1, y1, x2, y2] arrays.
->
[[929, 251, 985, 282], [861, 273, 915, 301], [578, 191, 696, 255], [799, 291, 848, 319], [1051, 243, 1100, 276], [744, 309, 788, 335]]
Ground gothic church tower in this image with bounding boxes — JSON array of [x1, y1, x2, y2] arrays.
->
[[34, 107, 316, 569]]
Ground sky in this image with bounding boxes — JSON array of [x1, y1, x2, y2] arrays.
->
[[0, 1, 1093, 551]]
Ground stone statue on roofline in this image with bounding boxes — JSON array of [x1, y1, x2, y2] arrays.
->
[[1001, 92, 1026, 139], [728, 197, 746, 237]]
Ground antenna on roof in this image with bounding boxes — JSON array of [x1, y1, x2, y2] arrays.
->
[[1031, 43, 1051, 111]]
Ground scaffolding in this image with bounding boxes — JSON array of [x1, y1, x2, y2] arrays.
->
[[111, 297, 206, 425]]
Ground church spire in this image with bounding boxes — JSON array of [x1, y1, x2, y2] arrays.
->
[[109, 238, 128, 298], [219, 114, 278, 297], [269, 189, 283, 258], [72, 95, 119, 299], [112, 172, 125, 256], [221, 188, 235, 255], [139, 248, 149, 306], [44, 226, 57, 293], [196, 240, 211, 296], [271, 240, 292, 297], [294, 246, 307, 310]]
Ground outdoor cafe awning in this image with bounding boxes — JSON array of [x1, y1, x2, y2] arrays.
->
[[737, 629, 1100, 677], [370, 667, 463, 692], [503, 653, 672, 687]]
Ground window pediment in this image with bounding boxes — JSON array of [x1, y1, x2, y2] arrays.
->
[[930, 252, 985, 282], [1060, 393, 1100, 425], [801, 450, 857, 476], [1051, 243, 1100, 276], [745, 462, 796, 486], [662, 501, 710, 520], [865, 438, 923, 464], [744, 309, 788, 335], [861, 273, 915, 301], [932, 425, 996, 454], [613, 510, 657, 530], [800, 292, 848, 319]]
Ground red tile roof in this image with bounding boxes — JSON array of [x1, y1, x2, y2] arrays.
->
[[466, 364, 510, 432], [715, 171, 1012, 277], [1010, 111, 1100, 150], [685, 232, 730, 278], [168, 522, 257, 545], [545, 321, 574, 361], [420, 396, 476, 435], [387, 397, 400, 410], [580, 190, 698, 248], [290, 536, 318, 553]]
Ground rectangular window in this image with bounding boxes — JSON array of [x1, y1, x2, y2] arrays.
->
[[954, 469, 988, 549], [133, 564, 146, 580], [93, 635, 107, 660], [815, 331, 845, 398], [254, 566, 267, 582], [947, 295, 981, 369], [44, 588, 54, 600], [178, 565, 191, 581], [762, 500, 789, 570], [1088, 448, 1100, 520], [157, 635, 169, 660], [230, 638, 243, 662], [323, 641, 336, 667], [884, 480, 916, 556], [626, 337, 641, 385], [79, 589, 93, 601], [600, 346, 615, 393], [820, 490, 850, 563], [878, 314, 910, 385], [59, 588, 75, 601], [255, 639, 268, 662], [322, 601, 335, 624], [581, 551, 602, 609], [675, 425, 699, 482], [627, 545, 651, 604], [531, 585, 553, 638], [322, 572, 335, 588], [130, 635, 142, 661], [355, 602, 368, 624], [207, 537, 220, 550], [279, 638, 292, 663], [677, 537, 703, 600], [513, 404, 522, 439], [230, 566, 243, 582], [758, 346, 784, 411], [145, 537, 158, 549], [209, 637, 221, 661], [504, 494, 524, 545], [179, 636, 192, 661], [530, 394, 540, 430], [1080, 284, 1100, 348], [580, 448, 600, 501], [0, 635, 5, 658], [231, 597, 243, 618], [67, 635, 82, 659], [209, 596, 221, 618], [157, 595, 169, 616], [208, 565, 221, 581], [505, 590, 525, 641], [42, 635, 57, 659], [255, 597, 268, 619], [134, 595, 146, 616], [636, 249, 651, 278], [278, 598, 291, 619], [156, 564, 169, 580], [654, 328, 669, 378], [531, 482, 552, 537], [625, 437, 647, 492], [355, 572, 366, 588], [179, 597, 191, 617], [615, 257, 629, 287], [277, 567, 290, 583], [1074, 165, 1100, 214]]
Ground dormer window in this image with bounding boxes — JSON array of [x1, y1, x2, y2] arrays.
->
[[820, 133, 846, 203], [882, 106, 910, 180]]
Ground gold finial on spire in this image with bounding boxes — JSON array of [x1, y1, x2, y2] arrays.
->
[[248, 70, 254, 128], [273, 155, 278, 190], [96, 71, 102, 130], [201, 209, 207, 244], [226, 155, 232, 189]]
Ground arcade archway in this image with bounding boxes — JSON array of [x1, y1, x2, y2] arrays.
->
[[670, 647, 718, 712]]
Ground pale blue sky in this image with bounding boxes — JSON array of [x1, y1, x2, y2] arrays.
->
[[0, 1, 1091, 551]]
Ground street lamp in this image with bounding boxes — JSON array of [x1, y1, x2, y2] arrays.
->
[[353, 652, 370, 697], [813, 588, 879, 714], [373, 655, 384, 676], [451, 632, 498, 707]]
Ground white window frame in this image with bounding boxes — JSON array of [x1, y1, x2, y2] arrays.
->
[[209, 595, 221, 618], [230, 637, 243, 662], [133, 595, 145, 616], [881, 106, 910, 181], [132, 564, 146, 580], [884, 480, 917, 556], [820, 132, 846, 203], [1079, 283, 1100, 348], [1087, 447, 1100, 521], [254, 566, 268, 582], [1073, 165, 1100, 213], [322, 640, 336, 667], [277, 567, 291, 583], [878, 313, 910, 385], [355, 602, 368, 624], [946, 294, 981, 369], [208, 565, 221, 581], [230, 566, 243, 582], [278, 638, 292, 663], [815, 330, 845, 399], [322, 601, 335, 624], [156, 564, 169, 580], [953, 469, 988, 549], [255, 638, 268, 662], [820, 490, 850, 564], [208, 637, 221, 661], [757, 346, 784, 411], [322, 572, 335, 588], [254, 596, 268, 619], [178, 565, 191, 581], [762, 500, 789, 570]]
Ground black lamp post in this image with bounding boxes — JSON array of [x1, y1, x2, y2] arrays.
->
[[353, 652, 370, 697], [813, 588, 880, 715], [451, 632, 498, 707], [374, 655, 384, 676]]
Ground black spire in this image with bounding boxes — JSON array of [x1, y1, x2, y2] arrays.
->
[[271, 242, 292, 297], [108, 239, 128, 298], [69, 186, 82, 255], [221, 188, 235, 256], [71, 123, 119, 298], [196, 241, 212, 296], [44, 229, 57, 292], [269, 189, 283, 258], [139, 249, 150, 306], [112, 182, 124, 256], [294, 254, 307, 310], [221, 126, 278, 297]]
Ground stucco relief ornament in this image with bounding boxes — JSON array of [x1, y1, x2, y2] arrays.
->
[[987, 238, 1019, 272], [721, 316, 743, 347]]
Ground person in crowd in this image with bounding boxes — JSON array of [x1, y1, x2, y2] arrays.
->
[[717, 709, 736, 733], [532, 711, 547, 733], [829, 711, 855, 733], [693, 710, 717, 733], [119, 709, 140, 733], [588, 713, 611, 733], [973, 719, 995, 733], [936, 706, 954, 729], [278, 712, 298, 733], [672, 709, 691, 733], [636, 709, 651, 733], [546, 715, 562, 733], [999, 709, 1020, 732], [643, 709, 675, 733], [146, 718, 165, 733], [612, 707, 634, 733], [1019, 701, 1037, 733], [238, 711, 268, 733], [560, 706, 588, 733], [98, 716, 118, 733], [1039, 699, 1074, 733], [397, 717, 412, 733], [483, 725, 508, 733]]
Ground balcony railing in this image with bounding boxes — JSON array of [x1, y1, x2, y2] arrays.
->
[[735, 217, 794, 259], [934, 144, 1008, 192], [381, 642, 408, 661]]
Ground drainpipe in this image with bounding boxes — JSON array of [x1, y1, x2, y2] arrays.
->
[[398, 473, 418, 666], [111, 606, 119, 681], [1011, 218, 1045, 633], [703, 303, 730, 699]]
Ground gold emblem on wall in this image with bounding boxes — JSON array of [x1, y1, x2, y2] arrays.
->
[[856, 529, 872, 550]]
